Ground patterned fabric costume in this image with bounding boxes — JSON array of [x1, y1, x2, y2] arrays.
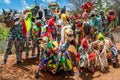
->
[[3, 22, 23, 64]]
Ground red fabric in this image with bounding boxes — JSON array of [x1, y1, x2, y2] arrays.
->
[[76, 53, 80, 62], [22, 20, 27, 36], [48, 18, 54, 27], [89, 52, 97, 62], [81, 38, 89, 49], [41, 27, 52, 37], [47, 27, 53, 34]]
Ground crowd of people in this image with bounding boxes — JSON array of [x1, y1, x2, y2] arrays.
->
[[1, 2, 119, 78]]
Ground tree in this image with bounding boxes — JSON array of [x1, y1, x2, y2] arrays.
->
[[68, 0, 116, 11], [68, 0, 87, 9]]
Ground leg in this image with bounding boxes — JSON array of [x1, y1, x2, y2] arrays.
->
[[37, 41, 40, 56], [20, 41, 25, 60], [14, 40, 22, 64], [2, 40, 14, 64], [26, 32, 30, 59], [26, 41, 30, 59], [32, 40, 36, 58]]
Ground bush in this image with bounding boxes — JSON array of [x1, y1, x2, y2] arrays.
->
[[0, 27, 9, 40]]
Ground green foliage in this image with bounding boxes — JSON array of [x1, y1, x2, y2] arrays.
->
[[0, 27, 9, 40], [0, 25, 9, 54]]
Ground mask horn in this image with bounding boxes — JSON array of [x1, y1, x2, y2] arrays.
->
[[10, 9, 13, 12], [2, 9, 6, 14]]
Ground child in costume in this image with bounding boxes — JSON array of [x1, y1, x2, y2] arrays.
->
[[35, 40, 59, 78]]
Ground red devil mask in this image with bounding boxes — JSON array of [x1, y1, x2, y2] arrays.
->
[[81, 38, 89, 49]]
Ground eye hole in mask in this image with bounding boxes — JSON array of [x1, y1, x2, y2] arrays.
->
[[99, 37, 104, 41], [91, 14, 95, 17], [67, 34, 73, 37]]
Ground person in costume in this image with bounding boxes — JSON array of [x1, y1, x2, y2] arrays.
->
[[109, 41, 119, 68], [89, 11, 101, 42], [69, 14, 76, 24], [1, 10, 23, 64], [61, 13, 67, 25], [31, 23, 40, 58], [77, 37, 91, 76], [35, 19, 44, 56], [22, 5, 40, 59], [22, 9, 33, 59], [35, 40, 59, 78], [97, 32, 119, 68], [56, 15, 63, 44], [83, 21, 91, 40], [89, 11, 100, 31], [48, 17, 56, 40], [106, 10, 117, 45], [99, 10, 108, 34], [72, 19, 83, 50], [61, 25, 79, 73]]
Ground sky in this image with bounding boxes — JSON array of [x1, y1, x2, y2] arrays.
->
[[0, 0, 75, 14]]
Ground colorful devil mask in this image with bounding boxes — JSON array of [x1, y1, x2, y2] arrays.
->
[[61, 25, 73, 43], [107, 10, 116, 22], [97, 32, 104, 41], [75, 19, 83, 31], [81, 38, 89, 49], [82, 11, 88, 19], [61, 13, 67, 24]]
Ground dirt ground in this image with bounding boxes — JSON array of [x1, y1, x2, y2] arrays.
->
[[0, 29, 120, 80], [0, 43, 120, 80]]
